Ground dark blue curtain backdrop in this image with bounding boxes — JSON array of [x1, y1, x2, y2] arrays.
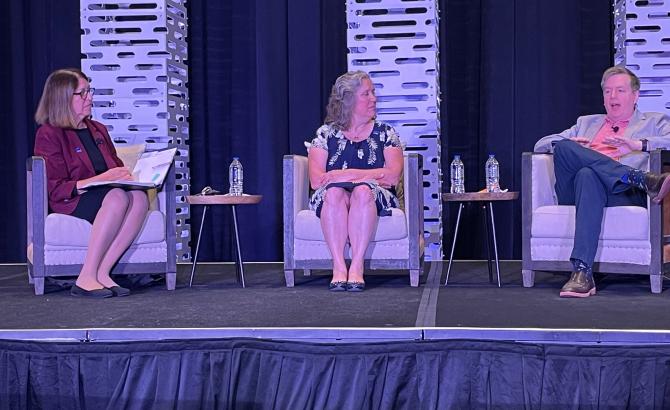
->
[[442, 0, 613, 259], [0, 0, 81, 263], [187, 0, 347, 262], [0, 0, 611, 262]]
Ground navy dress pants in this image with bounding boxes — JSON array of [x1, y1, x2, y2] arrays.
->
[[552, 139, 646, 266]]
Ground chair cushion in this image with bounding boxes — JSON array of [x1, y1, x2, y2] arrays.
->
[[44, 210, 165, 246], [115, 143, 146, 170], [531, 237, 651, 265], [294, 208, 408, 241], [532, 205, 649, 240], [115, 144, 160, 210], [396, 171, 405, 211]]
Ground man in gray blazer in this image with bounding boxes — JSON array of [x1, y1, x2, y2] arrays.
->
[[534, 66, 670, 298]]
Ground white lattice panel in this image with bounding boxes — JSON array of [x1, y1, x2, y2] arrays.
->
[[80, 0, 191, 260], [347, 0, 442, 260], [614, 0, 670, 114]]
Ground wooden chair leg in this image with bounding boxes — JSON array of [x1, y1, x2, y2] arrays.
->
[[650, 274, 663, 294], [284, 270, 295, 287], [34, 277, 45, 295], [410, 269, 419, 287], [166, 271, 176, 291], [522, 269, 535, 288]]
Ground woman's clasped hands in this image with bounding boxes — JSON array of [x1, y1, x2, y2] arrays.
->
[[319, 169, 392, 188]]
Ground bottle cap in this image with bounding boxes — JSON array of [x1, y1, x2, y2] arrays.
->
[[233, 157, 239, 160], [489, 153, 495, 157], [453, 154, 460, 159]]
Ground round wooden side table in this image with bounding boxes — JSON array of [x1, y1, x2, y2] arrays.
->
[[442, 191, 519, 287], [186, 194, 263, 287]]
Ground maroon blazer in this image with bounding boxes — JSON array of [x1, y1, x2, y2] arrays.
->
[[33, 119, 124, 215]]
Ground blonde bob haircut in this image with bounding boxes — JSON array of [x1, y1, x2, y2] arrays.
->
[[325, 70, 372, 131], [35, 68, 89, 128], [601, 65, 640, 92]]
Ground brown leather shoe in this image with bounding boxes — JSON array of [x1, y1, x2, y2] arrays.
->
[[559, 271, 596, 298], [644, 172, 670, 203]]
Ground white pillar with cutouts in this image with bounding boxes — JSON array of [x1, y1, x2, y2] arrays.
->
[[80, 0, 190, 261], [614, 0, 670, 114], [347, 0, 442, 259]]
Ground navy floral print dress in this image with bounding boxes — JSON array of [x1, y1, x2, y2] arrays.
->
[[307, 121, 403, 218]]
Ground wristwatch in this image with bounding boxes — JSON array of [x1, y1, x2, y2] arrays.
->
[[640, 139, 649, 152]]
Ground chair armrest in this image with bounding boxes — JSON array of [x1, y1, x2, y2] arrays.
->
[[403, 153, 424, 266], [522, 152, 557, 211], [155, 160, 176, 211], [649, 149, 668, 174], [283, 155, 309, 218], [522, 152, 556, 268], [403, 152, 422, 224], [151, 154, 176, 268], [163, 161, 177, 267], [283, 155, 309, 269], [26, 156, 47, 265], [648, 149, 668, 272]]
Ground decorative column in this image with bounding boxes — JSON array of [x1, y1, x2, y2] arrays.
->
[[614, 0, 670, 114], [80, 0, 190, 260], [347, 0, 443, 260]]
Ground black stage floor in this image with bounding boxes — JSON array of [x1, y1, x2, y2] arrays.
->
[[1, 261, 670, 344]]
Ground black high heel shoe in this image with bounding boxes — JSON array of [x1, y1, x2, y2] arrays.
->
[[345, 281, 365, 292], [328, 281, 347, 292]]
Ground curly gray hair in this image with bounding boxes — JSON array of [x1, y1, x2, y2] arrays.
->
[[324, 70, 372, 130]]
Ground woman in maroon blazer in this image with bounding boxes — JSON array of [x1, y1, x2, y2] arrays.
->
[[34, 68, 148, 298]]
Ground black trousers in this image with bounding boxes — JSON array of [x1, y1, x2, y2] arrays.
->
[[552, 139, 646, 266]]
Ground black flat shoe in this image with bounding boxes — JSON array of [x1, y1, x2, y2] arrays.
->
[[108, 286, 131, 297], [329, 281, 347, 292], [346, 281, 365, 292], [70, 285, 113, 298]]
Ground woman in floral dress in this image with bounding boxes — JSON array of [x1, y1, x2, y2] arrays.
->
[[307, 71, 404, 292]]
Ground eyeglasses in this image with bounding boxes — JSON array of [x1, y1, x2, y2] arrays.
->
[[73, 88, 95, 98], [198, 186, 221, 196]]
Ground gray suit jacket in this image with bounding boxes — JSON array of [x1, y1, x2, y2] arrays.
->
[[534, 110, 670, 170]]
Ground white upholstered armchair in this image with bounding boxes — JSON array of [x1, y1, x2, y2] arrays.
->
[[283, 153, 425, 287], [521, 151, 667, 293], [26, 155, 177, 295]]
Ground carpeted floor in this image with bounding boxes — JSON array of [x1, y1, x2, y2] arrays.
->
[[0, 263, 422, 329], [0, 261, 668, 331], [437, 261, 670, 329]]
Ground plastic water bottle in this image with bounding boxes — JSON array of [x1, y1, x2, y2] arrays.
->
[[485, 154, 500, 192], [450, 155, 465, 194], [229, 157, 243, 195]]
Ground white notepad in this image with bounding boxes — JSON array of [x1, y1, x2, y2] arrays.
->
[[81, 147, 178, 190]]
